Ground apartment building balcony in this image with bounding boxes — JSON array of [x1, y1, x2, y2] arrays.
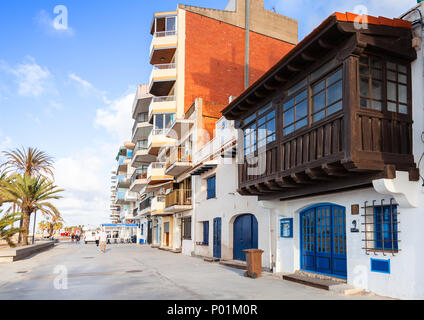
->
[[165, 118, 194, 140], [129, 167, 148, 192], [131, 139, 156, 168], [147, 162, 173, 185], [124, 190, 138, 202], [165, 147, 192, 176], [164, 189, 192, 213], [150, 12, 177, 65], [117, 174, 131, 188], [147, 129, 176, 156], [132, 84, 152, 119], [115, 190, 127, 204], [149, 63, 177, 97], [148, 96, 177, 122], [134, 197, 152, 218], [149, 33, 177, 65], [151, 196, 167, 216], [117, 154, 132, 172], [132, 112, 152, 143]]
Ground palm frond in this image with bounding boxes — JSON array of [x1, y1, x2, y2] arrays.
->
[[2, 147, 55, 179]]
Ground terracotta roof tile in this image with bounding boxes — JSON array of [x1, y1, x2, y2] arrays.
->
[[332, 12, 412, 29]]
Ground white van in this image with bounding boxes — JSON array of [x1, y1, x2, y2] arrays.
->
[[84, 230, 98, 244]]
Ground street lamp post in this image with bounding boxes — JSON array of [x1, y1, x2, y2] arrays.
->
[[32, 210, 37, 245]]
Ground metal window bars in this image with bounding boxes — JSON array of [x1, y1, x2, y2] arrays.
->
[[361, 198, 400, 256]]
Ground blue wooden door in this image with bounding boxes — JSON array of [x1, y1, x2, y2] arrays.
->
[[332, 205, 347, 277], [213, 218, 221, 259], [233, 214, 258, 261], [300, 204, 347, 278], [300, 208, 315, 272]]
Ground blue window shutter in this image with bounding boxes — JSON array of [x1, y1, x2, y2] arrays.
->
[[371, 258, 390, 274], [207, 176, 216, 200], [203, 222, 209, 245]]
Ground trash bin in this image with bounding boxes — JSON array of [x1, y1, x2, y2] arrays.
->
[[243, 249, 264, 279]]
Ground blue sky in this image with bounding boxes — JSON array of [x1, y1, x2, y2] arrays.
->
[[0, 0, 417, 227]]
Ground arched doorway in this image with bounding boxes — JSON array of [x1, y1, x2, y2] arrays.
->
[[300, 204, 347, 278], [233, 214, 258, 261]]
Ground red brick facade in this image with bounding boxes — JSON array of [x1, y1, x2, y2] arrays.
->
[[184, 11, 295, 114]]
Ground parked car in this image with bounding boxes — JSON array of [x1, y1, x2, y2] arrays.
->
[[84, 231, 98, 244]]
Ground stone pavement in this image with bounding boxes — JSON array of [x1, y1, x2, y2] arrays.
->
[[0, 242, 388, 300]]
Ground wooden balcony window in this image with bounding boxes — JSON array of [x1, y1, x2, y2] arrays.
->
[[165, 189, 192, 208]]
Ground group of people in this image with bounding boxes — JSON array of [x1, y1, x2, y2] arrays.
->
[[71, 233, 80, 243]]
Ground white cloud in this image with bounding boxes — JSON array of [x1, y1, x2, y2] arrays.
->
[[94, 90, 136, 142], [53, 86, 137, 226], [53, 143, 116, 226], [274, 0, 417, 39], [0, 130, 12, 163], [0, 56, 53, 97], [68, 73, 111, 104], [35, 9, 75, 37]]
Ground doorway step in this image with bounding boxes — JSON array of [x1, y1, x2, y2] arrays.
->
[[219, 260, 247, 270], [281, 271, 363, 295], [171, 248, 182, 254], [204, 257, 220, 263], [158, 247, 172, 252]]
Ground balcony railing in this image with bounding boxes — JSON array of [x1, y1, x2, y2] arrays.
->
[[154, 30, 177, 38], [148, 96, 176, 118], [153, 63, 176, 70], [165, 189, 192, 208], [134, 140, 148, 152], [131, 168, 148, 185], [139, 197, 152, 212], [166, 147, 192, 169], [153, 95, 176, 103], [132, 113, 149, 135], [147, 162, 166, 179]]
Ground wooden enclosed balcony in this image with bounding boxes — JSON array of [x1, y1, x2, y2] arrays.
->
[[223, 13, 419, 201], [165, 189, 192, 213]]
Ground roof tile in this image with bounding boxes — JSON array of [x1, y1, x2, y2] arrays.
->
[[331, 12, 412, 29]]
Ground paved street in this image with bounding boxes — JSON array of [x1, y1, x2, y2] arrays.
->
[[0, 243, 387, 300]]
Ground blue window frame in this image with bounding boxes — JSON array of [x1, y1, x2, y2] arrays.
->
[[207, 176, 216, 200], [374, 205, 398, 251], [203, 221, 209, 245]]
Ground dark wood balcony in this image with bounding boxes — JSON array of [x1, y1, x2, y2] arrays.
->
[[223, 14, 419, 200]]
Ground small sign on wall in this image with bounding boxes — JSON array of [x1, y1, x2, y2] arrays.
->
[[351, 204, 360, 215], [280, 218, 293, 238]]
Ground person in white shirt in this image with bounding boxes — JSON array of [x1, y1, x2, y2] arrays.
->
[[99, 228, 107, 253]]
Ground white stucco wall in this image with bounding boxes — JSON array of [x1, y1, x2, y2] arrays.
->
[[192, 161, 273, 269], [264, 185, 424, 299], [138, 217, 148, 244]]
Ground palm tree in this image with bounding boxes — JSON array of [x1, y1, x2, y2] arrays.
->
[[1, 147, 54, 178], [1, 148, 55, 244], [47, 215, 64, 237], [0, 209, 22, 248], [0, 174, 64, 246]]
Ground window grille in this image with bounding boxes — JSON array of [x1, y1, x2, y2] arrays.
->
[[361, 198, 400, 256], [182, 217, 192, 240]]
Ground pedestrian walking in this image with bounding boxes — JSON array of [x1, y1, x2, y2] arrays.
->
[[99, 228, 107, 253], [95, 231, 99, 247]]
